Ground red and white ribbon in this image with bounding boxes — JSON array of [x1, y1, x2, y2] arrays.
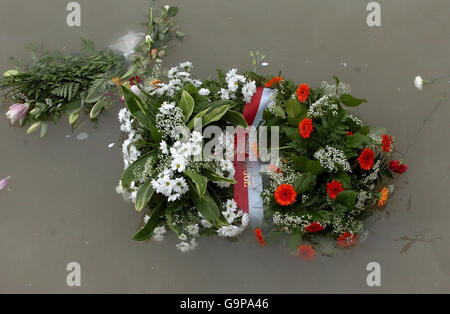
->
[[233, 87, 274, 226]]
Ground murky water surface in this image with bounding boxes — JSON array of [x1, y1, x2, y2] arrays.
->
[[0, 0, 449, 293]]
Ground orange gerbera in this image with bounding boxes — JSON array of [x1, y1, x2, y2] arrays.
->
[[326, 180, 344, 199], [254, 228, 265, 246], [305, 222, 324, 233], [274, 184, 297, 206], [378, 187, 389, 207], [381, 134, 393, 152], [298, 118, 314, 138], [111, 77, 121, 86], [151, 79, 163, 87], [265, 76, 283, 88], [296, 83, 311, 103], [297, 244, 315, 260], [358, 148, 375, 170], [337, 232, 358, 248]]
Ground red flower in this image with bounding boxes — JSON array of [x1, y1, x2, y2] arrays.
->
[[381, 134, 393, 152], [305, 222, 324, 233], [265, 76, 283, 88], [129, 76, 142, 86], [254, 228, 265, 246], [358, 148, 375, 170], [298, 118, 314, 138], [326, 180, 344, 199], [274, 184, 297, 206], [297, 244, 315, 260], [346, 131, 353, 136], [337, 232, 358, 248], [389, 160, 408, 174], [296, 83, 311, 103]]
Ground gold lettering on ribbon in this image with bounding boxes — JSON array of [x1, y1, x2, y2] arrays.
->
[[243, 170, 248, 188]]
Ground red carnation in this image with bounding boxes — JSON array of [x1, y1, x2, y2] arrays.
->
[[297, 244, 316, 260], [389, 160, 408, 174], [296, 83, 311, 103], [381, 134, 393, 153], [346, 131, 353, 136], [337, 232, 358, 248], [305, 222, 324, 233], [129, 76, 142, 86], [326, 180, 344, 199], [358, 148, 375, 170], [254, 228, 265, 246]]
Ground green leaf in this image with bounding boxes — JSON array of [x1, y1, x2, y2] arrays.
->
[[135, 179, 155, 212], [294, 173, 316, 194], [202, 169, 237, 184], [178, 90, 195, 122], [285, 99, 306, 119], [305, 160, 325, 175], [89, 98, 106, 119], [345, 133, 371, 148], [289, 234, 303, 251], [39, 122, 48, 138], [165, 201, 183, 234], [223, 110, 248, 128], [85, 78, 108, 103], [291, 154, 309, 171], [132, 200, 165, 241], [359, 125, 370, 135], [184, 169, 207, 197], [167, 6, 179, 17], [121, 86, 159, 140], [334, 171, 351, 189], [69, 108, 81, 125], [202, 104, 230, 126], [187, 107, 210, 129], [121, 151, 156, 187], [335, 190, 358, 210], [273, 106, 286, 119], [189, 184, 221, 228], [340, 94, 367, 107]]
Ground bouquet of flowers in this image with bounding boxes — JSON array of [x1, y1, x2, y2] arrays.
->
[[1, 3, 182, 137], [255, 75, 407, 257], [116, 62, 252, 252]]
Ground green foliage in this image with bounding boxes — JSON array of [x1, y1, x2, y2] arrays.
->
[[132, 199, 166, 241]]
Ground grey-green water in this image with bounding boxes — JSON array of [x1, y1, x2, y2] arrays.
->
[[0, 0, 449, 293]]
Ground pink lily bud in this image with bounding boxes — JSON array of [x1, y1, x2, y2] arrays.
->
[[5, 103, 29, 124], [0, 176, 11, 191]]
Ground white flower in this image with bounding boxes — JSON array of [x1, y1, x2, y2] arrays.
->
[[152, 226, 166, 241], [160, 141, 169, 154], [179, 61, 193, 71], [186, 224, 199, 236], [130, 85, 141, 96], [173, 177, 188, 194], [220, 88, 230, 100], [168, 193, 181, 202], [179, 143, 193, 159], [201, 219, 213, 228], [225, 199, 237, 212], [176, 241, 191, 252], [198, 88, 210, 96], [191, 131, 203, 143], [171, 157, 186, 173], [241, 213, 250, 228], [164, 5, 170, 11], [191, 144, 202, 157], [242, 81, 256, 103], [143, 215, 150, 224], [145, 34, 152, 44], [217, 225, 242, 237], [414, 76, 424, 91], [222, 210, 236, 224], [178, 233, 187, 241]]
